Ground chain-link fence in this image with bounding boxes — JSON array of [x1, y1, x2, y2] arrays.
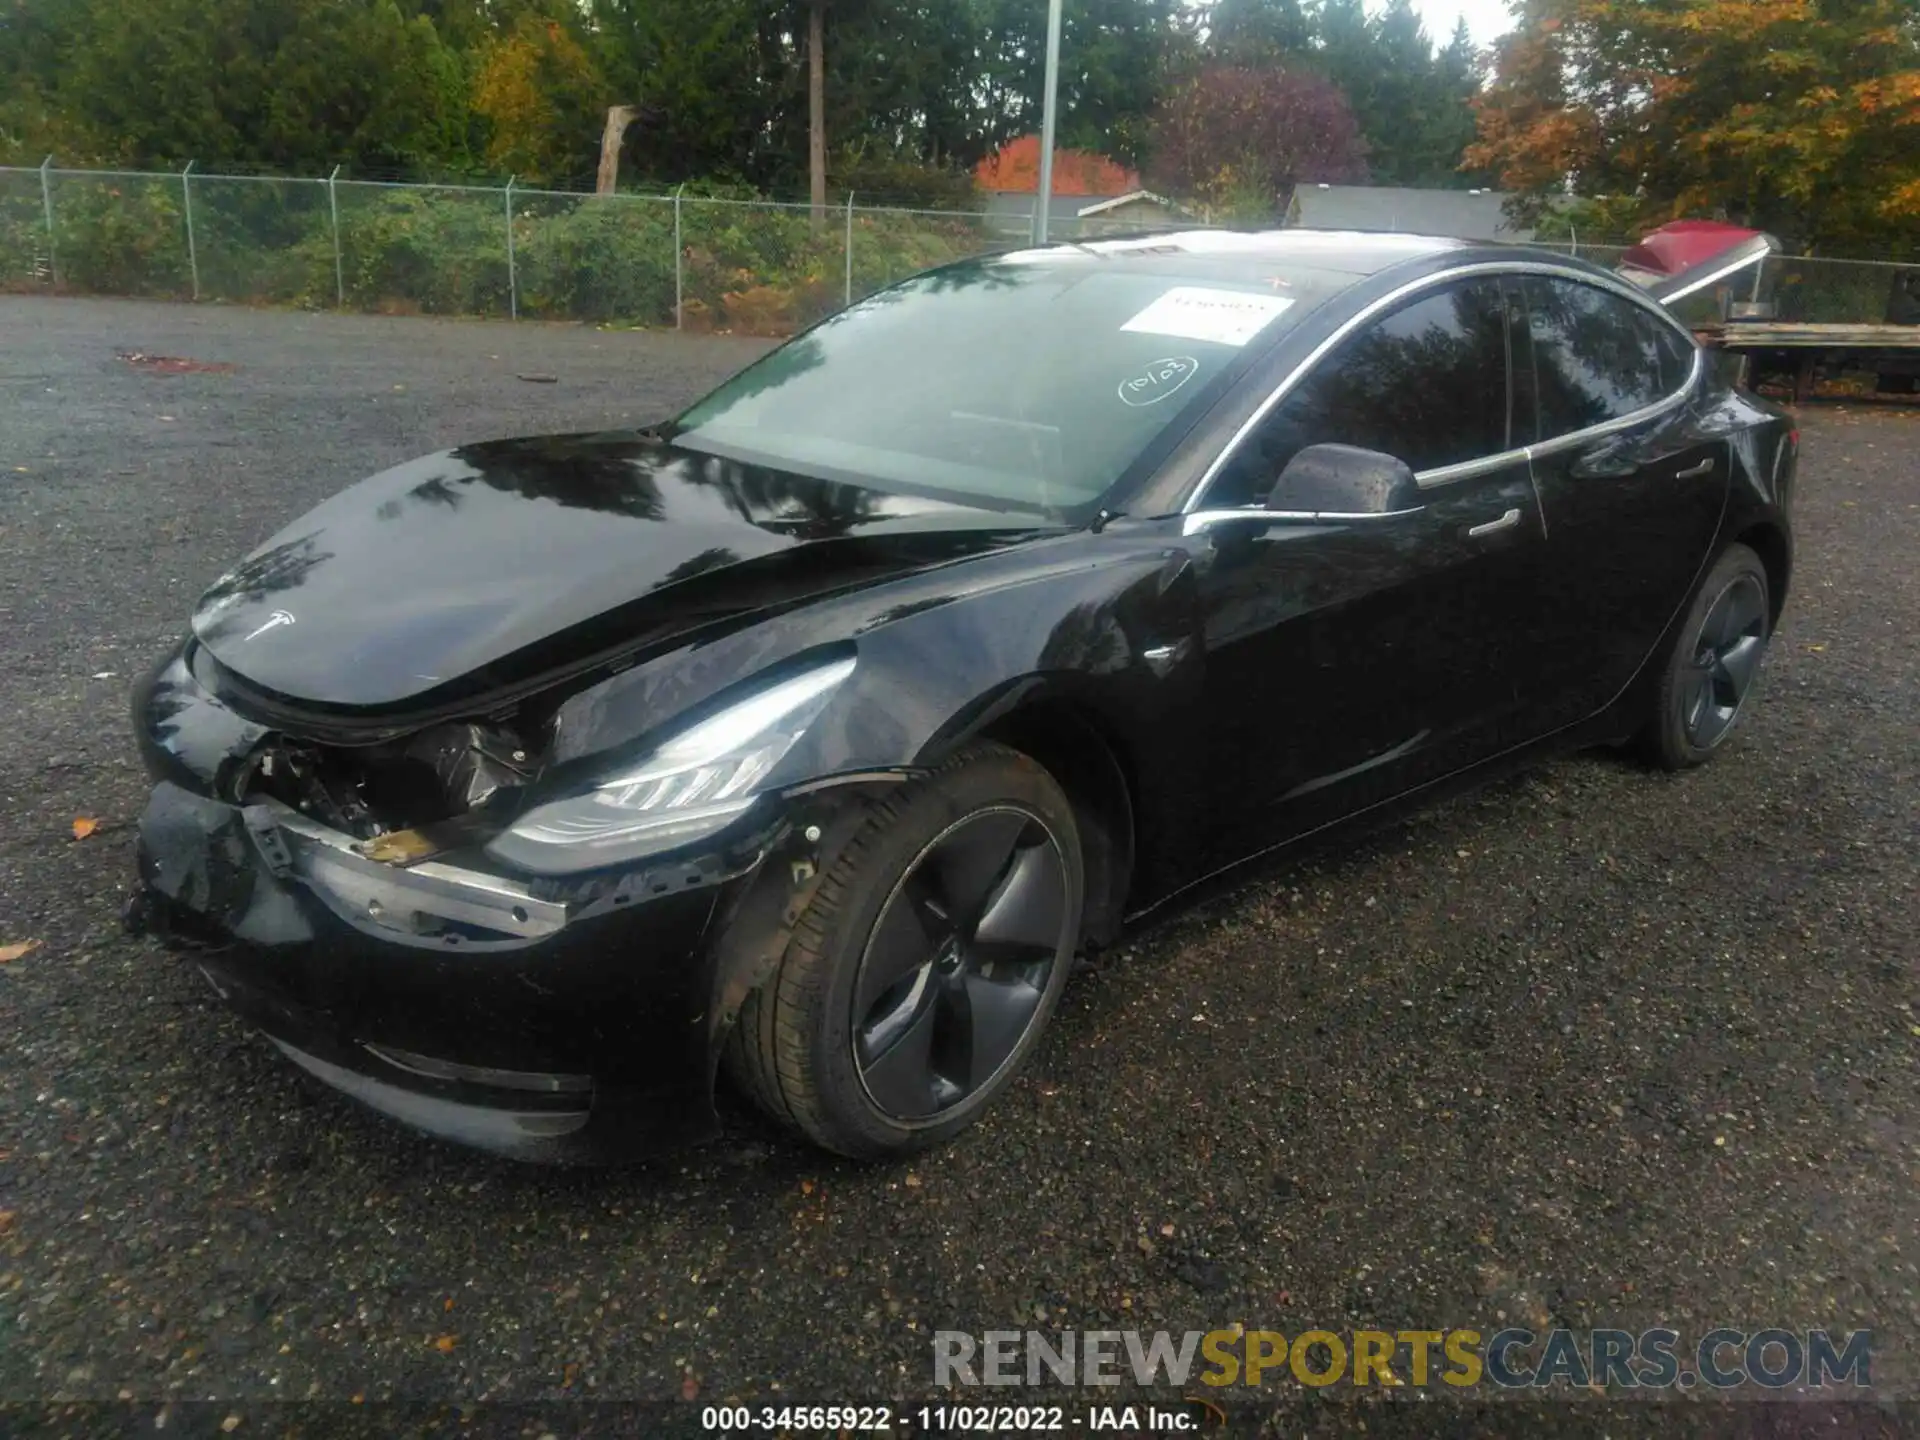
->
[[0, 162, 1181, 333], [5, 163, 1915, 336]]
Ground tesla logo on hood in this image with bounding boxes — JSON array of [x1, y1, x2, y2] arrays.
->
[[243, 610, 296, 642]]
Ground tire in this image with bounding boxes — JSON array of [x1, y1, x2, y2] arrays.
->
[[725, 741, 1083, 1158], [1640, 543, 1772, 770]]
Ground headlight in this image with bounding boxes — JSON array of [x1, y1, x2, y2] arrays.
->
[[486, 655, 855, 874]]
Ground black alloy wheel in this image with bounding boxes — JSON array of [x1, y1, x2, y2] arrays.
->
[[1681, 572, 1769, 750], [725, 741, 1082, 1158], [1643, 542, 1772, 770], [851, 808, 1068, 1121]]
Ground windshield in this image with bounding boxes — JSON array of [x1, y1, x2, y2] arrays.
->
[[671, 245, 1346, 521]]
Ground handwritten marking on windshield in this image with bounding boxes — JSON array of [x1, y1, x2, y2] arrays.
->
[[1118, 357, 1200, 408]]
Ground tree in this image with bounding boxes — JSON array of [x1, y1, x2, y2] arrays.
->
[[12, 0, 474, 173], [973, 0, 1176, 169], [1381, 4, 1495, 188], [1467, 0, 1920, 252], [263, 0, 473, 175], [1360, 0, 1483, 186], [1205, 0, 1312, 62], [587, 0, 778, 185], [1150, 63, 1367, 216], [1190, 0, 1484, 189], [470, 11, 607, 183], [808, 0, 827, 219], [973, 133, 1139, 193]]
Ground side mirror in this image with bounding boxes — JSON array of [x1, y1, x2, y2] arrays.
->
[[1265, 443, 1423, 516]]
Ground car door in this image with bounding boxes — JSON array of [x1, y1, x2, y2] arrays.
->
[[1188, 275, 1552, 867], [1516, 275, 1731, 731]]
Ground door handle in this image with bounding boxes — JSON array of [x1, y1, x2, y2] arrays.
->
[[1467, 507, 1521, 538], [1676, 458, 1716, 479]]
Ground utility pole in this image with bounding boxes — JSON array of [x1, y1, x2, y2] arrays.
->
[[1032, 0, 1065, 246]]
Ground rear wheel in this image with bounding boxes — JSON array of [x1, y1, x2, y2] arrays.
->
[[726, 742, 1082, 1158], [1640, 543, 1772, 770]]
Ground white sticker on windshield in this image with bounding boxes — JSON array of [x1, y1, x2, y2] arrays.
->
[[1121, 287, 1294, 347]]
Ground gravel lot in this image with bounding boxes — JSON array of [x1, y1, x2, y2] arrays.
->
[[1, 296, 1916, 1433]]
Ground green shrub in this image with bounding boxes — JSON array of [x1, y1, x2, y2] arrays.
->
[[47, 176, 190, 297], [191, 178, 336, 307], [0, 179, 52, 289], [336, 185, 511, 315], [514, 196, 677, 324]]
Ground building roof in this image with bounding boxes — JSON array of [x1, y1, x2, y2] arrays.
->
[[985, 191, 1109, 220], [1290, 185, 1529, 241], [1074, 189, 1184, 218]]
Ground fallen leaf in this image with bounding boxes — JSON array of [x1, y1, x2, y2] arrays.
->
[[443, 1297, 454, 1312], [680, 1370, 700, 1401], [433, 1334, 457, 1353], [0, 941, 38, 963], [72, 817, 98, 839], [0, 1211, 15, 1232], [116, 350, 235, 375], [220, 1417, 241, 1434], [800, 1179, 815, 1195], [903, 1172, 922, 1189]]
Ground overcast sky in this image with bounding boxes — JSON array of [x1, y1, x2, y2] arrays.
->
[[1403, 0, 1515, 47]]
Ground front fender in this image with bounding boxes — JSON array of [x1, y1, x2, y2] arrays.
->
[[540, 530, 1208, 1064], [543, 530, 1203, 808]]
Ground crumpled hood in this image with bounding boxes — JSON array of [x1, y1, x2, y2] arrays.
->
[[192, 431, 1049, 713]]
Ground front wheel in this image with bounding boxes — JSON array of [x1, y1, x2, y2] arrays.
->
[[725, 742, 1082, 1158], [1640, 542, 1772, 770]]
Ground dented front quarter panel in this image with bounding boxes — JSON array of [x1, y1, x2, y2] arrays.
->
[[542, 525, 1209, 1077], [543, 528, 1206, 867]]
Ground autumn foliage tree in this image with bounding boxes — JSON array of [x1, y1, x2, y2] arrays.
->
[[470, 14, 608, 182], [1150, 65, 1367, 216], [1467, 0, 1920, 253], [971, 134, 1140, 193]]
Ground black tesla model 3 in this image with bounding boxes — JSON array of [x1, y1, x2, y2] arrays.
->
[[129, 230, 1796, 1161]]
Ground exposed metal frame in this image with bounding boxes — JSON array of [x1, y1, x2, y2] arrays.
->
[[1182, 259, 1706, 517], [255, 799, 566, 942]]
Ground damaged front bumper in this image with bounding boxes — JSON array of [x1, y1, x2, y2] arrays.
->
[[127, 646, 776, 1162]]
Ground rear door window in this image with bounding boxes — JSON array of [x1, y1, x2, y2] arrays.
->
[[1523, 277, 1691, 441], [1643, 307, 1698, 394]]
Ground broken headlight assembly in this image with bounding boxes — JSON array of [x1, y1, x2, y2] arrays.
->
[[485, 655, 856, 875]]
